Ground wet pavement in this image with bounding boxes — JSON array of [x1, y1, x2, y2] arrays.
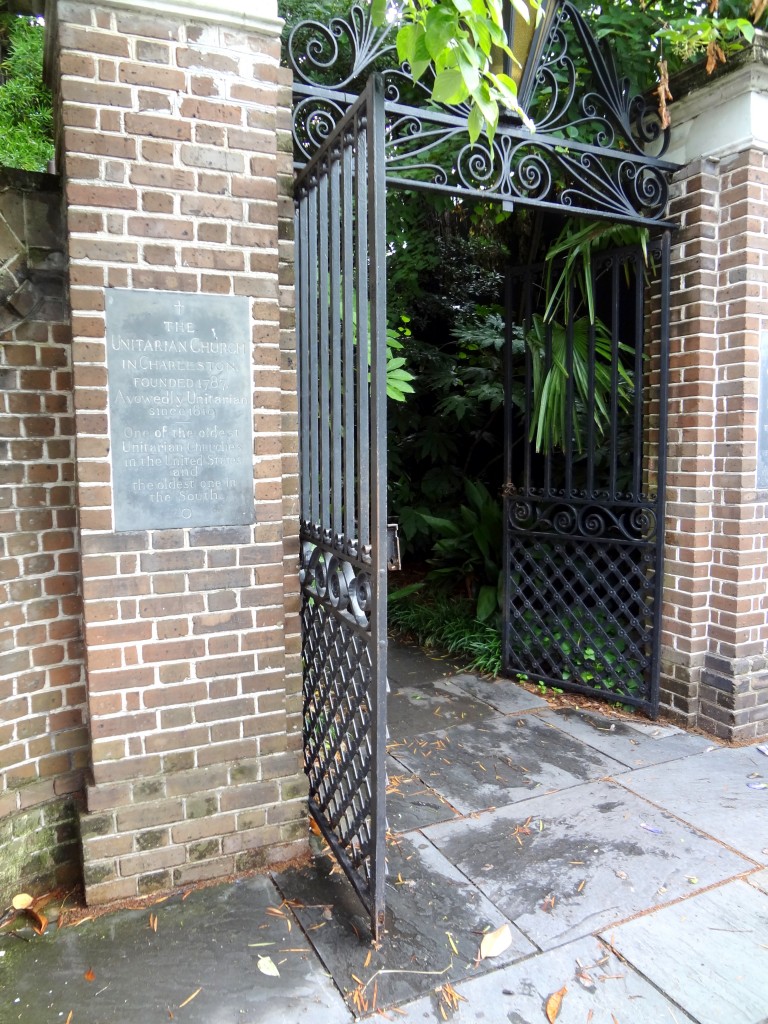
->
[[3, 641, 768, 1023]]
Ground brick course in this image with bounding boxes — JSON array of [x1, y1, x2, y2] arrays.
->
[[47, 0, 304, 901]]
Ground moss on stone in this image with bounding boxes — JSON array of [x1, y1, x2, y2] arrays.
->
[[0, 799, 81, 903]]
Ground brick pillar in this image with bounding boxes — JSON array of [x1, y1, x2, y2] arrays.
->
[[46, 0, 305, 901], [662, 44, 768, 740], [1, 169, 88, 899]]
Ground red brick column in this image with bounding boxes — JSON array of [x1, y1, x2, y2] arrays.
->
[[47, 0, 304, 900], [663, 57, 768, 741], [1, 170, 88, 898], [661, 159, 719, 727]]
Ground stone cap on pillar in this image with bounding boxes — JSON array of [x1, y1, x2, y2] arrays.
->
[[41, 0, 282, 35], [667, 30, 768, 165]]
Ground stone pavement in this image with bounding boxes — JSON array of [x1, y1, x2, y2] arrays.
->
[[3, 642, 768, 1023]]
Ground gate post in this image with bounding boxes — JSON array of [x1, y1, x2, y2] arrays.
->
[[45, 0, 306, 901], [662, 39, 768, 740]]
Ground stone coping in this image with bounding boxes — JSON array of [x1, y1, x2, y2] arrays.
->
[[45, 0, 282, 35]]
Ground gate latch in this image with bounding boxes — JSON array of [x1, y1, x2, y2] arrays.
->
[[387, 523, 401, 571]]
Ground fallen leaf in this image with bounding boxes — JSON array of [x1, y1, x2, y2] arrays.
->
[[479, 923, 512, 960], [257, 955, 280, 977], [65, 1013, 73, 1024], [28, 910, 48, 935], [149, 913, 158, 933], [12, 894, 33, 911], [575, 969, 595, 991], [545, 985, 567, 1022], [84, 968, 96, 983]]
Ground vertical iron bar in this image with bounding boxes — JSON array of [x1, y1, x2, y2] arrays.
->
[[307, 183, 319, 527], [342, 135, 356, 548], [523, 272, 532, 497], [366, 74, 388, 942], [502, 270, 514, 674], [609, 255, 620, 501], [318, 159, 331, 532], [330, 150, 343, 540], [632, 250, 644, 501], [297, 193, 310, 525], [544, 319, 553, 497], [649, 230, 671, 719], [355, 113, 370, 554], [564, 276, 574, 497], [586, 261, 596, 499]]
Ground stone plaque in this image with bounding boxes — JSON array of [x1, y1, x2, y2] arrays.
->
[[106, 289, 255, 531], [759, 330, 768, 490]]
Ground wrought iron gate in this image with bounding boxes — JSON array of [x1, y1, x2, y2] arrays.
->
[[503, 235, 670, 715], [294, 76, 388, 939]]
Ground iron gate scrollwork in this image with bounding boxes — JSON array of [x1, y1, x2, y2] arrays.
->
[[295, 76, 388, 939], [288, 1, 677, 227], [503, 235, 670, 715]]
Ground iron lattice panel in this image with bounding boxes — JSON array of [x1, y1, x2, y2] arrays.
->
[[505, 508, 656, 707], [301, 594, 375, 883]]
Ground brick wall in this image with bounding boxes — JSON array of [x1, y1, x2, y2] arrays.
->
[[0, 169, 87, 899], [47, 0, 304, 901], [662, 148, 768, 740]]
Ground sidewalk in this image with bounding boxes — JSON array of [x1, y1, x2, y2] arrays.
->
[[3, 641, 768, 1023]]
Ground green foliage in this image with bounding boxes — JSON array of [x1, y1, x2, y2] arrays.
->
[[377, 0, 539, 141], [386, 317, 416, 402], [519, 605, 640, 695], [526, 314, 633, 454], [522, 219, 643, 454], [421, 478, 503, 621], [581, 0, 763, 95], [388, 589, 503, 676], [387, 192, 511, 558], [542, 220, 649, 328], [0, 15, 54, 172]]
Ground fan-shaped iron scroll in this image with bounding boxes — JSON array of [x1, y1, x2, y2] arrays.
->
[[289, 1, 678, 225], [295, 76, 388, 940]]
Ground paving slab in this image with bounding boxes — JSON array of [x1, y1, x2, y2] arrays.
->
[[619, 745, 768, 863], [388, 642, 462, 689], [389, 714, 626, 815], [423, 779, 753, 951], [273, 832, 536, 1014], [538, 706, 715, 769], [388, 683, 495, 741], [603, 879, 768, 1024], [0, 876, 351, 1024], [393, 934, 697, 1023], [448, 671, 549, 715], [386, 755, 461, 832]]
